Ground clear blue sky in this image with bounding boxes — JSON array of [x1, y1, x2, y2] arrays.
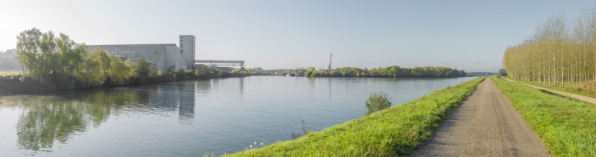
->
[[1, 0, 595, 72]]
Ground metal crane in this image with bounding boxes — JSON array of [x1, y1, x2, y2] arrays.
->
[[328, 53, 332, 71]]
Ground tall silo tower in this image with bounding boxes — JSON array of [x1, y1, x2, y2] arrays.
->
[[179, 35, 195, 69]]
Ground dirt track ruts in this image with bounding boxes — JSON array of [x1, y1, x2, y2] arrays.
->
[[410, 77, 550, 157], [503, 77, 596, 104]]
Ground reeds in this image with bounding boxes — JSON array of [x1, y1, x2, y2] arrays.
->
[[290, 119, 311, 140]]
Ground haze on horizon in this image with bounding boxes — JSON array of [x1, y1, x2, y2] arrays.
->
[[1, 0, 595, 72]]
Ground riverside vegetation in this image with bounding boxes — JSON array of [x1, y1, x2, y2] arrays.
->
[[0, 28, 230, 94], [492, 76, 596, 156], [303, 66, 466, 77], [223, 77, 485, 156]]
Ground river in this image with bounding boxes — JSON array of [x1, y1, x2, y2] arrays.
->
[[0, 76, 476, 156]]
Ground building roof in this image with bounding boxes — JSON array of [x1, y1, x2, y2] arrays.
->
[[86, 44, 178, 64]]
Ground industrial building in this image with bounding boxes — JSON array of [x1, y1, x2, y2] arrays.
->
[[86, 35, 195, 72]]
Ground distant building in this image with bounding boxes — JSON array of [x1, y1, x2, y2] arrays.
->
[[86, 35, 195, 72], [179, 35, 196, 70]]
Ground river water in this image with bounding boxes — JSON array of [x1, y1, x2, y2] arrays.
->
[[0, 76, 476, 156]]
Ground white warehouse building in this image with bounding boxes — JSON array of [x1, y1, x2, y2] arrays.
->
[[86, 35, 196, 72]]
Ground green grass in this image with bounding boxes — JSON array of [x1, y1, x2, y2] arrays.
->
[[505, 77, 596, 98], [492, 76, 596, 156], [223, 77, 485, 156]]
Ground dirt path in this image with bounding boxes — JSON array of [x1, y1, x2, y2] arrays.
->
[[502, 78, 596, 104], [410, 77, 550, 157]]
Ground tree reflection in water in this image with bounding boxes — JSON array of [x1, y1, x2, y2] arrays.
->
[[17, 98, 88, 152], [9, 81, 200, 153]]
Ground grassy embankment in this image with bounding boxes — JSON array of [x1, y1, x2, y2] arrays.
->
[[492, 76, 596, 156], [505, 77, 596, 98], [224, 77, 485, 156]]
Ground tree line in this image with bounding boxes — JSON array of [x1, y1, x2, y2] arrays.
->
[[14, 28, 218, 87], [503, 7, 596, 87], [304, 66, 466, 77]]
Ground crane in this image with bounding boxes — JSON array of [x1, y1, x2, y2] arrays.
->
[[328, 53, 332, 71]]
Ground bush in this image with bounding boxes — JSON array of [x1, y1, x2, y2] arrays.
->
[[365, 91, 392, 115], [213, 68, 220, 77], [220, 71, 229, 77]]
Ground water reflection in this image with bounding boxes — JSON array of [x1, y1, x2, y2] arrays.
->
[[16, 98, 88, 152], [7, 81, 199, 153], [0, 77, 477, 156], [239, 77, 244, 97]]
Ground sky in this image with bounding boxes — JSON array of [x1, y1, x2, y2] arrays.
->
[[1, 0, 595, 72]]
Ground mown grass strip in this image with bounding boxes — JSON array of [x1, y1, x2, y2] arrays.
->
[[492, 76, 596, 156], [224, 77, 485, 156], [505, 77, 596, 98]]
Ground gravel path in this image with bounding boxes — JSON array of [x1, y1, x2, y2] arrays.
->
[[410, 77, 550, 157]]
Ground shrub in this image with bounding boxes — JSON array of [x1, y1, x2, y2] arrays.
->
[[220, 71, 229, 77], [365, 91, 392, 115], [213, 68, 220, 77]]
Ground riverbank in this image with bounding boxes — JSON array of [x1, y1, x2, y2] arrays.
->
[[224, 77, 485, 156], [0, 72, 246, 95], [492, 76, 596, 156]]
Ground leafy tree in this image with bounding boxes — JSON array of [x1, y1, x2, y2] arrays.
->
[[388, 67, 396, 77], [90, 47, 113, 84], [498, 69, 508, 76], [124, 58, 136, 77], [503, 7, 596, 87], [195, 65, 209, 78], [16, 28, 90, 83], [109, 55, 129, 84], [305, 67, 315, 77], [15, 28, 52, 81], [135, 58, 151, 79]]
